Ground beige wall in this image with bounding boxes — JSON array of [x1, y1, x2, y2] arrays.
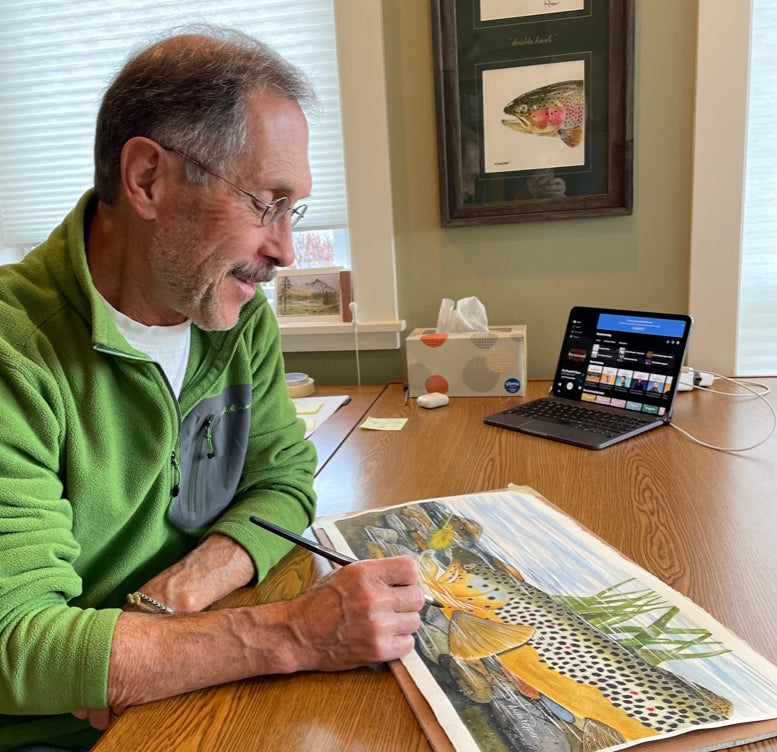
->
[[285, 1, 699, 384]]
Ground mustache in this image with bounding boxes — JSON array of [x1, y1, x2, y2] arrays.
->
[[231, 260, 277, 285]]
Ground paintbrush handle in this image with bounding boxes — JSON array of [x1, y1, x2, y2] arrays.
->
[[249, 516, 357, 566], [248, 516, 442, 608]]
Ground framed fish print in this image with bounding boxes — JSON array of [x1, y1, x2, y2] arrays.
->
[[431, 0, 634, 226]]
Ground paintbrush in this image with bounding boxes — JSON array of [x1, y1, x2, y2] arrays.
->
[[249, 515, 443, 608]]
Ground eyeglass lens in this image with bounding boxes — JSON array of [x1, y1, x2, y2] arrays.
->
[[259, 198, 308, 227]]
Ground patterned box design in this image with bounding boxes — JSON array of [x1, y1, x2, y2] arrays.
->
[[406, 325, 527, 397]]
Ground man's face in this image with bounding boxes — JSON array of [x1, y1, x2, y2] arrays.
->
[[151, 93, 312, 331]]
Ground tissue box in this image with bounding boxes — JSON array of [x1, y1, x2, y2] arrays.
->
[[406, 326, 527, 397]]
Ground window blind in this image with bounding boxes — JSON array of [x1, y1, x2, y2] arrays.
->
[[0, 0, 347, 247]]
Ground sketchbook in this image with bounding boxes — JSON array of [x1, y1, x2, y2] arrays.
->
[[313, 487, 777, 752]]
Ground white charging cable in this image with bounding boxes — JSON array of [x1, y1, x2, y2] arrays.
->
[[671, 371, 776, 452], [349, 301, 361, 386]]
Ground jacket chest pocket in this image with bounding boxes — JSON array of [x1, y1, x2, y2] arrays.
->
[[172, 386, 251, 530]]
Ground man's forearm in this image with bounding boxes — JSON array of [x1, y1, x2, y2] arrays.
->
[[136, 534, 256, 613], [107, 556, 425, 712], [108, 603, 295, 710]]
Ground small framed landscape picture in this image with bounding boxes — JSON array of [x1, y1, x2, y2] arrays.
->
[[274, 267, 348, 321]]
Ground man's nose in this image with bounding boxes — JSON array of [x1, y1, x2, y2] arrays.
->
[[264, 216, 295, 268]]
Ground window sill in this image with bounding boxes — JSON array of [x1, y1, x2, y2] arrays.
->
[[278, 319, 406, 352]]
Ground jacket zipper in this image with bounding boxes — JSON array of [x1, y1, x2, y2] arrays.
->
[[171, 452, 181, 497], [188, 415, 215, 515]]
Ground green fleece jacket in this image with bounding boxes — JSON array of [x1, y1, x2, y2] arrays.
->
[[0, 191, 317, 751]]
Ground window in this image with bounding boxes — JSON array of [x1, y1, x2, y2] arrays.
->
[[739, 0, 776, 374], [0, 0, 403, 351], [689, 0, 777, 375]]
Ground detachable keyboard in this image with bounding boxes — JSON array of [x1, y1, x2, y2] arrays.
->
[[505, 399, 651, 438]]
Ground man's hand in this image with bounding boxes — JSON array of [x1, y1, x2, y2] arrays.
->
[[279, 555, 425, 671], [71, 708, 116, 730]]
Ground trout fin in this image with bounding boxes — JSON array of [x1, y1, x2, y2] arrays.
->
[[449, 610, 535, 660], [583, 717, 627, 752], [559, 125, 583, 147], [501, 663, 540, 699], [492, 555, 524, 581]]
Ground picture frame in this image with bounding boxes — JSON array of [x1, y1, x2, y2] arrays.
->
[[274, 266, 349, 322], [431, 0, 634, 227]]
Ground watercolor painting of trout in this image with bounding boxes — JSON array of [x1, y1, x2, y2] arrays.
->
[[322, 491, 777, 752], [502, 80, 585, 148]]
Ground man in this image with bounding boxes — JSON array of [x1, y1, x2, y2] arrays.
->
[[0, 28, 424, 752]]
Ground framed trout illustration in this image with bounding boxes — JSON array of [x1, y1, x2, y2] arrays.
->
[[313, 487, 777, 752], [431, 0, 634, 226]]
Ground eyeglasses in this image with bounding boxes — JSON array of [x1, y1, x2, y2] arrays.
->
[[161, 146, 307, 227]]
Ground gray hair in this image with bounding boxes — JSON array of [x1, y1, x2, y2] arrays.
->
[[94, 25, 317, 204]]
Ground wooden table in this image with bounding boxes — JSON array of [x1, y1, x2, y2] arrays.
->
[[93, 379, 777, 752]]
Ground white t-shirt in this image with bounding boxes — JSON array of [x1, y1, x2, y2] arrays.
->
[[100, 295, 192, 397]]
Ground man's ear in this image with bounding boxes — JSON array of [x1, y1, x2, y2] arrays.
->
[[120, 137, 170, 220]]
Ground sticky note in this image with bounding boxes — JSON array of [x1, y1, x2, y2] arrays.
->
[[294, 401, 324, 415], [360, 417, 408, 431]]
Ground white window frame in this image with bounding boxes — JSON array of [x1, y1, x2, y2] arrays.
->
[[688, 0, 769, 375], [278, 0, 404, 353]]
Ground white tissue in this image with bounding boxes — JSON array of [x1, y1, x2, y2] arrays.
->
[[435, 296, 489, 333]]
